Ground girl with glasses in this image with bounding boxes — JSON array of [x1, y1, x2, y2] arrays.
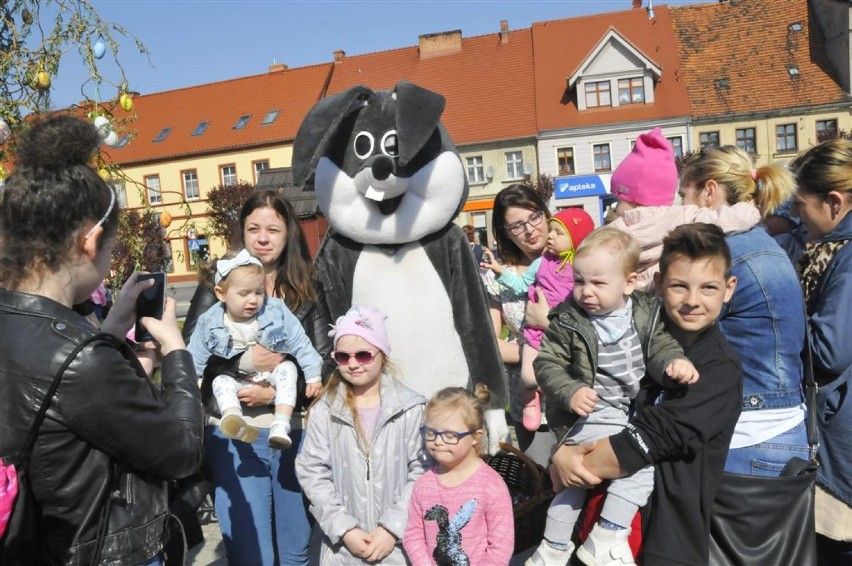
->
[[404, 386, 514, 565], [296, 305, 429, 564]]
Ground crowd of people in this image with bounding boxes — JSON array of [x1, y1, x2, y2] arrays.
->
[[1, 114, 850, 566]]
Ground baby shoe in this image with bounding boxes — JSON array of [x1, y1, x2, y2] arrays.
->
[[219, 413, 259, 444], [576, 523, 634, 566], [522, 389, 542, 431], [525, 540, 574, 566], [268, 418, 292, 450]]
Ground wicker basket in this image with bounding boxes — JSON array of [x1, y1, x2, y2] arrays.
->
[[484, 442, 554, 554]]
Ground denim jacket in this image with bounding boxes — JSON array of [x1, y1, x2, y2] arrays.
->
[[719, 226, 805, 411], [186, 296, 323, 382]]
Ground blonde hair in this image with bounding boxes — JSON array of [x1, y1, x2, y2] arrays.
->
[[790, 138, 852, 201], [426, 384, 491, 454], [679, 145, 793, 218], [575, 227, 640, 276]]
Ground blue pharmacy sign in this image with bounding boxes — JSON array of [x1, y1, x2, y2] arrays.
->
[[555, 175, 608, 198]]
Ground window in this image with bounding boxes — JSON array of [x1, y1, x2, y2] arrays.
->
[[145, 175, 161, 205], [182, 170, 200, 200], [736, 127, 757, 155], [153, 128, 171, 143], [618, 78, 645, 104], [585, 81, 611, 108], [253, 160, 270, 183], [817, 119, 838, 142], [700, 131, 720, 149], [112, 182, 127, 209], [233, 115, 251, 130], [191, 121, 210, 136], [593, 144, 612, 172], [505, 151, 524, 180], [557, 147, 575, 176], [776, 124, 797, 152], [667, 136, 683, 159], [261, 110, 280, 125], [466, 156, 484, 184], [220, 165, 237, 186], [114, 134, 130, 148]]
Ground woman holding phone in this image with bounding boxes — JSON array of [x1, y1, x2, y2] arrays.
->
[[0, 115, 203, 564], [182, 189, 334, 565]]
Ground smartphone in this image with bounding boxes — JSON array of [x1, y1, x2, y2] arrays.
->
[[135, 272, 166, 342]]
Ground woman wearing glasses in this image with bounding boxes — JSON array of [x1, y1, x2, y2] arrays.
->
[[296, 305, 429, 565], [181, 189, 335, 565], [480, 184, 554, 465]]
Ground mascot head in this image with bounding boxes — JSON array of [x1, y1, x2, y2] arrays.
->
[[293, 81, 468, 245]]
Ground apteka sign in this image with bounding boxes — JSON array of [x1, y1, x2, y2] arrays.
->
[[555, 175, 608, 198]]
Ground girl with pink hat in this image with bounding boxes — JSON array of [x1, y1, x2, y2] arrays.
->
[[296, 305, 429, 564]]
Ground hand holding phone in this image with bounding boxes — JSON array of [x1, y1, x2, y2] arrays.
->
[[135, 272, 166, 342]]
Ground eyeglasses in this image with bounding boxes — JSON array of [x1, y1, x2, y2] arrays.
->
[[333, 349, 378, 365], [420, 426, 478, 445], [504, 210, 545, 235]]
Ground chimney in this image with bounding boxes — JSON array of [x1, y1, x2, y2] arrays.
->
[[632, 0, 642, 8], [333, 49, 346, 62], [418, 30, 462, 60], [268, 63, 288, 73], [499, 20, 509, 44]]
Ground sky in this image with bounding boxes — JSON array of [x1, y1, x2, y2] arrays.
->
[[52, 0, 713, 109]]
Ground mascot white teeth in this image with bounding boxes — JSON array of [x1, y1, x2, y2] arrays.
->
[[294, 81, 509, 453]]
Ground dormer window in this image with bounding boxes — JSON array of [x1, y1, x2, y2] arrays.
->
[[585, 81, 612, 108], [618, 78, 645, 104]]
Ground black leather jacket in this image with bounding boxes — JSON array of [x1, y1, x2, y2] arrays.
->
[[0, 289, 204, 565], [182, 279, 335, 412]]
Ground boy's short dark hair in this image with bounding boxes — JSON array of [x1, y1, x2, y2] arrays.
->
[[660, 223, 732, 278]]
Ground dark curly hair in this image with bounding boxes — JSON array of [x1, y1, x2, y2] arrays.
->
[[0, 115, 118, 288]]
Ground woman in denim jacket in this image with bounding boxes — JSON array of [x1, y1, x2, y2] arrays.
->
[[791, 140, 852, 564], [678, 146, 809, 474]]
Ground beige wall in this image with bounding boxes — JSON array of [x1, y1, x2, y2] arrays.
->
[[692, 109, 852, 167], [114, 144, 293, 280]]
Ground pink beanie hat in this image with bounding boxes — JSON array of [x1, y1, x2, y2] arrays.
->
[[610, 127, 678, 207], [330, 305, 391, 356]]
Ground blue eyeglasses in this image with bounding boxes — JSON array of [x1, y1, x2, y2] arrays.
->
[[420, 426, 478, 445]]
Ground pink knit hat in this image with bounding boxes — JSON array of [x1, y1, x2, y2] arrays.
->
[[330, 305, 391, 356], [609, 127, 678, 207]]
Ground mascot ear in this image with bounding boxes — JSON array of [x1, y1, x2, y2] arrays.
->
[[293, 85, 374, 185], [394, 81, 446, 168]]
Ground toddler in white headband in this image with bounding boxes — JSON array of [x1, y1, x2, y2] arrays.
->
[[187, 249, 323, 448]]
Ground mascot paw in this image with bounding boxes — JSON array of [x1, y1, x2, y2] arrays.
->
[[484, 409, 510, 456]]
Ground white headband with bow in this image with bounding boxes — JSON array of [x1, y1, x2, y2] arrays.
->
[[214, 249, 263, 285]]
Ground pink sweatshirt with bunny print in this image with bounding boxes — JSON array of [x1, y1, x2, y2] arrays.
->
[[611, 203, 761, 291]]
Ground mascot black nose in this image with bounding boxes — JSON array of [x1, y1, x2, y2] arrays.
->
[[371, 156, 394, 181]]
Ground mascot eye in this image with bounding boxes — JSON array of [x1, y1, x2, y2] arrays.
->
[[380, 131, 399, 157], [353, 132, 375, 160]]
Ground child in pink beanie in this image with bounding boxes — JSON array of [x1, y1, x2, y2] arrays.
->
[[610, 127, 679, 214], [609, 128, 760, 291]]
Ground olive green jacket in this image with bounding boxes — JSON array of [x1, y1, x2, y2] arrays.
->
[[534, 291, 688, 443]]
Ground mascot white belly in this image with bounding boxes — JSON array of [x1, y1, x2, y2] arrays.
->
[[353, 244, 468, 400]]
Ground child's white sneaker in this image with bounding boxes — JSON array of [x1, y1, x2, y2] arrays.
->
[[524, 540, 574, 566], [268, 418, 292, 450], [219, 413, 259, 444], [576, 524, 634, 566]]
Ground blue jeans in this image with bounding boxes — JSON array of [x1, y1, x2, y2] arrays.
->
[[724, 421, 810, 477], [205, 425, 311, 565]]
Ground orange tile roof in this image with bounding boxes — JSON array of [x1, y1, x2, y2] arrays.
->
[[533, 5, 691, 131], [325, 28, 537, 146], [108, 63, 332, 166], [672, 0, 850, 117]]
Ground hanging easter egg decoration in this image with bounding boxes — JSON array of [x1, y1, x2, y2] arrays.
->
[[102, 131, 119, 147], [120, 92, 134, 112], [0, 118, 11, 145], [98, 168, 111, 182], [93, 115, 110, 139], [160, 211, 173, 228], [36, 70, 51, 90], [93, 36, 106, 60]]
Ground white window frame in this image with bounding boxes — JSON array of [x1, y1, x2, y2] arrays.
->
[[466, 156, 484, 184], [220, 164, 237, 187], [505, 151, 524, 180], [253, 160, 270, 184], [145, 175, 161, 205], [182, 170, 200, 200]]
